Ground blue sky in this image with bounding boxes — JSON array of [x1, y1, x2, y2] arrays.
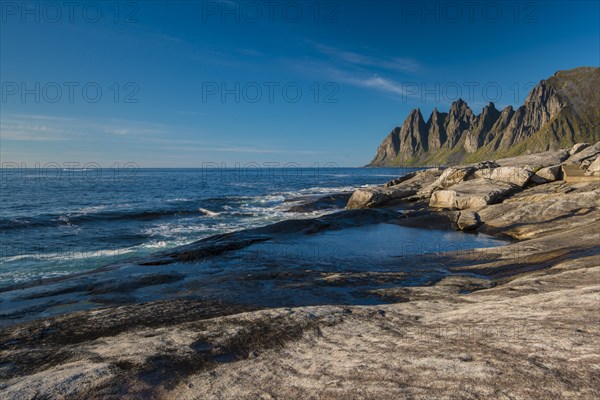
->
[[1, 0, 599, 167]]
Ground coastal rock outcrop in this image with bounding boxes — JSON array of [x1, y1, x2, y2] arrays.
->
[[428, 179, 517, 210], [428, 166, 475, 189], [483, 166, 533, 187], [345, 187, 416, 209], [587, 156, 600, 174], [494, 149, 570, 168], [354, 142, 600, 212], [566, 142, 600, 165], [477, 182, 600, 239], [531, 165, 562, 183], [286, 193, 352, 213], [347, 168, 443, 209], [569, 143, 590, 155]]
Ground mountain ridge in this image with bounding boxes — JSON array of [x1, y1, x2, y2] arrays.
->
[[368, 67, 600, 166]]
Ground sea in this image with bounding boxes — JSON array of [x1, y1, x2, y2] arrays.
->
[[1, 166, 424, 287]]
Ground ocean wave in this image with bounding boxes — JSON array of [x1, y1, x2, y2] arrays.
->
[[198, 208, 221, 217], [0, 247, 136, 264], [0, 208, 208, 231], [140, 222, 213, 237], [282, 186, 358, 196]]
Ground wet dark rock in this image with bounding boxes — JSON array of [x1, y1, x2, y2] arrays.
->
[[318, 271, 407, 287], [16, 273, 185, 300], [457, 211, 481, 231], [346, 186, 416, 209], [286, 193, 352, 213], [392, 209, 457, 230]]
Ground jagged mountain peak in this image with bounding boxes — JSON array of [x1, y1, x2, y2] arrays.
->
[[407, 108, 424, 119], [450, 98, 468, 107], [427, 107, 448, 151], [524, 79, 560, 105], [448, 99, 472, 114], [444, 99, 475, 148], [483, 101, 497, 111], [368, 67, 600, 166], [428, 107, 447, 121]]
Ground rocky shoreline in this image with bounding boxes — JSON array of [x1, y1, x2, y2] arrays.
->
[[1, 144, 599, 399]]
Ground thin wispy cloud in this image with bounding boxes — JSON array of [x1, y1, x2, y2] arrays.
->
[[99, 126, 164, 136], [162, 145, 280, 154], [1, 131, 67, 142], [150, 139, 322, 155], [1, 114, 321, 158], [312, 43, 420, 73], [345, 75, 407, 96], [1, 119, 68, 142], [285, 59, 410, 99], [281, 42, 420, 99], [1, 114, 167, 142], [8, 114, 76, 122]]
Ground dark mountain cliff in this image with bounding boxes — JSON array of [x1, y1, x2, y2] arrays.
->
[[368, 67, 600, 166]]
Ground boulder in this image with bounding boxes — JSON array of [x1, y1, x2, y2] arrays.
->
[[457, 211, 481, 231], [346, 189, 388, 209], [468, 161, 498, 179], [384, 168, 444, 188], [474, 161, 500, 169], [586, 156, 600, 174], [384, 171, 418, 187], [569, 143, 590, 155], [473, 166, 533, 187], [495, 149, 569, 169], [348, 168, 444, 209], [531, 165, 562, 183], [566, 142, 600, 164], [287, 193, 352, 213], [346, 187, 416, 209], [429, 179, 517, 210], [437, 167, 475, 188]]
